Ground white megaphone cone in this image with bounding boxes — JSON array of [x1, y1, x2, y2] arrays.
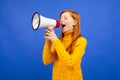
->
[[32, 12, 60, 30]]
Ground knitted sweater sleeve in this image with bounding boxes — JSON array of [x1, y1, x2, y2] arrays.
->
[[42, 40, 56, 65], [52, 37, 87, 67]]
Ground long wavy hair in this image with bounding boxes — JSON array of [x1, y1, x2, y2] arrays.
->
[[59, 10, 82, 53]]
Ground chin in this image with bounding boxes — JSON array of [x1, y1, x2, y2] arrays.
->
[[62, 30, 65, 33], [62, 30, 67, 33]]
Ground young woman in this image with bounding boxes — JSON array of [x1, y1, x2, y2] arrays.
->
[[42, 10, 87, 80]]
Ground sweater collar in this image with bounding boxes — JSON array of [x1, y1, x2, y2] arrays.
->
[[63, 30, 73, 40]]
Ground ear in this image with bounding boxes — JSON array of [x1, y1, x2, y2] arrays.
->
[[73, 20, 77, 26]]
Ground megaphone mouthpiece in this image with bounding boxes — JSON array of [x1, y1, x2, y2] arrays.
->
[[55, 20, 60, 28]]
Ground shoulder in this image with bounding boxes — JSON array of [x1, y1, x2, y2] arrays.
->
[[72, 37, 87, 48], [76, 37, 87, 43], [72, 36, 87, 50]]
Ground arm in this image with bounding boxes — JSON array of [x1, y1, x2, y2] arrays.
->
[[42, 40, 56, 65], [52, 37, 87, 67], [42, 28, 57, 65]]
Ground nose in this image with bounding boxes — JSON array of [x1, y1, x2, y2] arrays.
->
[[60, 19, 64, 23], [60, 18, 64, 22]]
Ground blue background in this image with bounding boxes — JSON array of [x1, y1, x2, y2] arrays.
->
[[0, 0, 120, 80]]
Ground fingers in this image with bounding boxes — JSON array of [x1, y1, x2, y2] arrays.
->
[[45, 27, 53, 33], [44, 32, 52, 41], [44, 29, 52, 38], [44, 27, 56, 41], [45, 29, 51, 34], [47, 27, 54, 32], [45, 30, 51, 37], [44, 27, 54, 36]]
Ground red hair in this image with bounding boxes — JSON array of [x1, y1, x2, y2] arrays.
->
[[60, 10, 82, 52]]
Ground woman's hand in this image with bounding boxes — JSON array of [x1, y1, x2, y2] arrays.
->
[[44, 27, 58, 42]]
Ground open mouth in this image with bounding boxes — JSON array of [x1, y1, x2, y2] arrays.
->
[[61, 24, 65, 28]]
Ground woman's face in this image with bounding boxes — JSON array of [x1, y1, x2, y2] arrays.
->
[[60, 12, 76, 33]]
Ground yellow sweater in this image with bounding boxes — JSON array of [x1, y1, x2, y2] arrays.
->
[[42, 30, 87, 80]]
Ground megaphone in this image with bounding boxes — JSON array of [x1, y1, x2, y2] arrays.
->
[[32, 12, 60, 30]]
